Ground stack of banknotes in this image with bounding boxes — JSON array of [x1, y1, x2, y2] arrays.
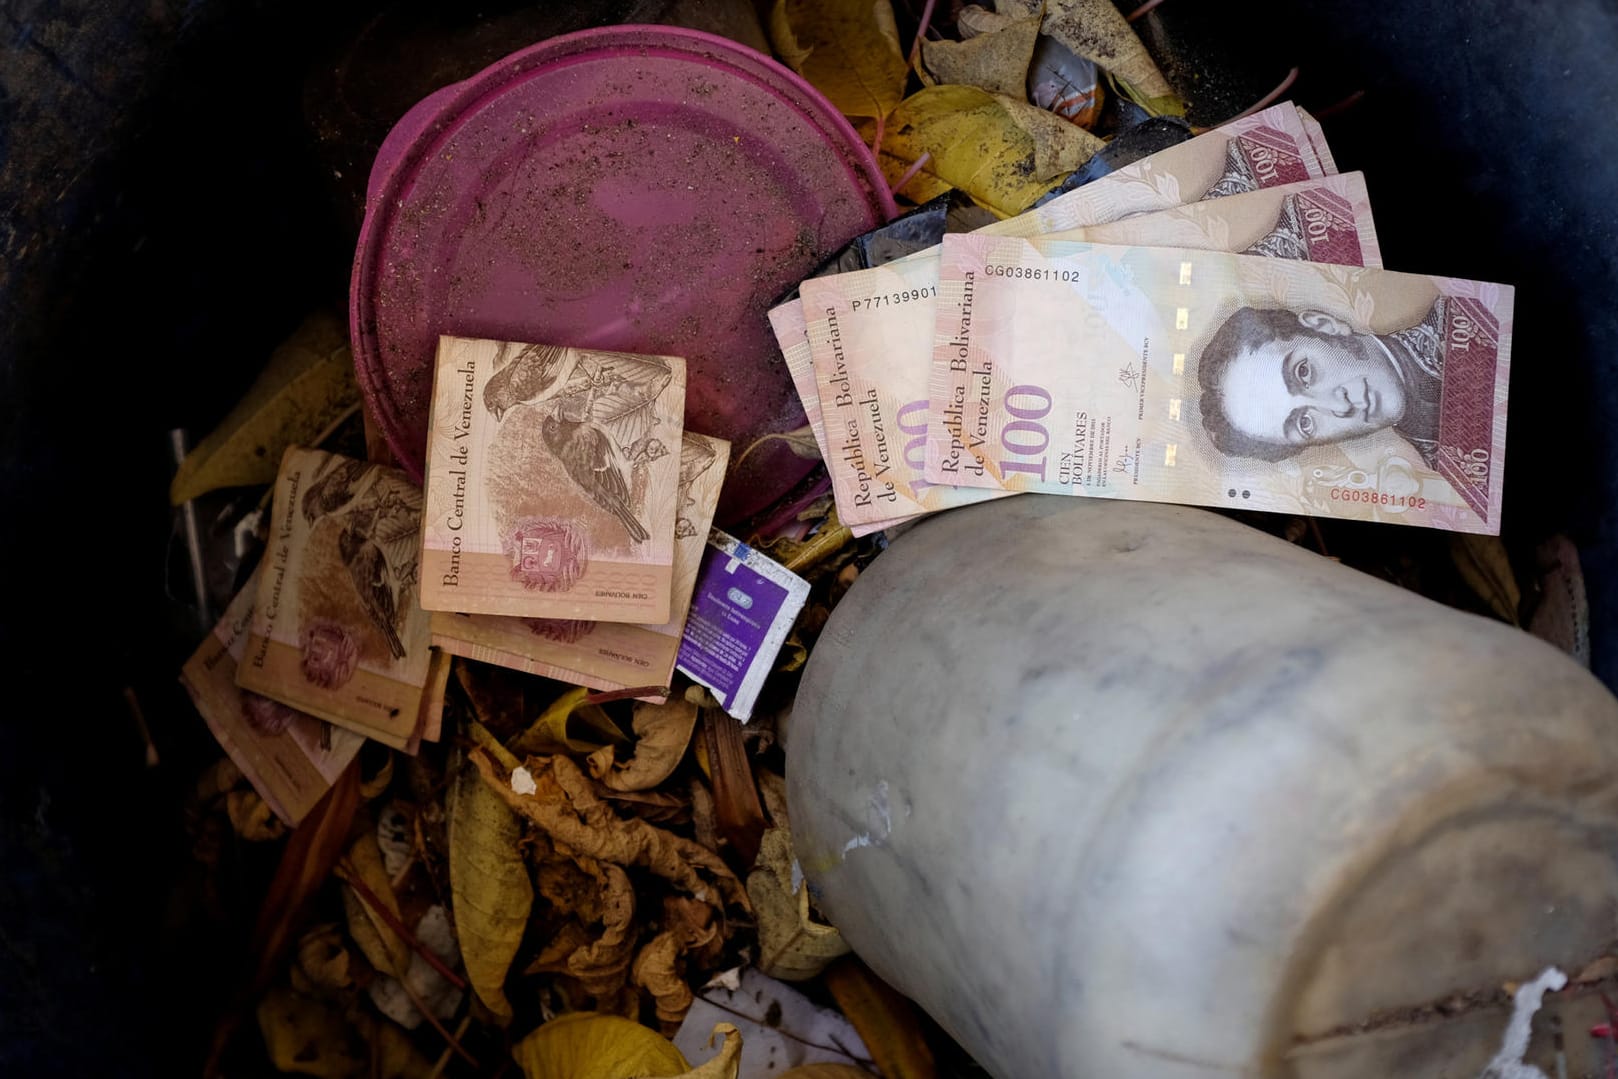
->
[[770, 103, 1512, 536]]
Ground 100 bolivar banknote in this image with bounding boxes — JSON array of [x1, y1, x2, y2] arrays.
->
[[800, 173, 1380, 528], [927, 235, 1512, 533]]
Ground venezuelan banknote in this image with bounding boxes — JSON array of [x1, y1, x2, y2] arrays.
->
[[766, 303, 907, 536], [802, 174, 1380, 529], [431, 431, 729, 699], [236, 448, 435, 748], [421, 337, 687, 625], [772, 102, 1337, 530], [978, 102, 1332, 238], [926, 235, 1511, 533], [182, 566, 365, 824]]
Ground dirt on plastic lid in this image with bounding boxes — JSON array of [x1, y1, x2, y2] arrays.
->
[[350, 24, 895, 522]]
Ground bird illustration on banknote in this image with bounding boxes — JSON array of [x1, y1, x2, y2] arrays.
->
[[482, 342, 570, 421], [301, 454, 421, 660], [528, 351, 675, 544]]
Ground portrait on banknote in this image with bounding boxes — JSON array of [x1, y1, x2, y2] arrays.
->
[[1195, 297, 1452, 469]]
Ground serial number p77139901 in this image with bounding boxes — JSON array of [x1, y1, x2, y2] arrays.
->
[[983, 264, 1083, 282], [850, 286, 938, 311]]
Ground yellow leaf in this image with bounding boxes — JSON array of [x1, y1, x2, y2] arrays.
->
[[1452, 534, 1522, 624], [511, 687, 629, 756], [336, 829, 412, 978], [881, 85, 1102, 216], [449, 749, 534, 1023], [170, 313, 359, 504], [513, 1012, 689, 1079], [256, 985, 367, 1079], [920, 13, 1040, 98], [226, 789, 287, 842], [748, 827, 850, 980], [588, 698, 700, 792], [768, 0, 909, 124], [674, 1024, 742, 1078]]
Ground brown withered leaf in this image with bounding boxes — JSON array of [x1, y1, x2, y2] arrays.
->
[[823, 958, 937, 1079], [690, 779, 720, 854], [702, 710, 767, 867], [226, 789, 287, 842], [197, 757, 244, 803], [1451, 533, 1522, 624], [595, 784, 691, 825], [634, 930, 694, 1029], [1037, 0, 1178, 109], [338, 828, 413, 977], [448, 749, 533, 1022], [525, 921, 595, 976], [256, 985, 367, 1078], [921, 12, 1040, 97], [749, 827, 849, 981], [470, 749, 748, 913], [588, 698, 700, 792], [205, 762, 361, 1078], [453, 658, 527, 741], [777, 1067, 876, 1079], [291, 923, 355, 998], [664, 894, 723, 968], [567, 861, 637, 998]]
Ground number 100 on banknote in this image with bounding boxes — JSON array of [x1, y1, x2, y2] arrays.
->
[[926, 235, 1512, 534]]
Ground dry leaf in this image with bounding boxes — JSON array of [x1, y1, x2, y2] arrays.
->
[[823, 958, 937, 1079], [778, 1067, 876, 1079], [921, 13, 1040, 97], [676, 1024, 742, 1079], [453, 658, 528, 741], [1038, 0, 1178, 109], [881, 85, 1102, 216], [360, 753, 395, 800], [205, 764, 362, 1078], [256, 985, 367, 1078], [449, 749, 534, 1022], [567, 861, 637, 998], [748, 828, 849, 980], [226, 789, 287, 842], [471, 750, 749, 912], [338, 829, 413, 978], [291, 924, 354, 997], [634, 931, 695, 1028], [595, 785, 691, 825], [171, 313, 359, 504], [590, 699, 700, 792], [356, 1014, 435, 1079], [1452, 534, 1522, 624], [197, 757, 245, 803], [512, 687, 629, 756], [512, 1012, 690, 1079], [701, 710, 767, 867], [526, 921, 595, 976], [768, 0, 908, 125]]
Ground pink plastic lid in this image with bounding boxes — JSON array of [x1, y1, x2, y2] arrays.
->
[[350, 25, 895, 521]]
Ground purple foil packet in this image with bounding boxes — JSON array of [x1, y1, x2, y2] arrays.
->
[[676, 530, 811, 722]]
